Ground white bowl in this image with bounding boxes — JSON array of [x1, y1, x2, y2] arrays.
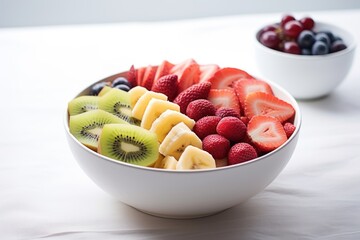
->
[[254, 22, 356, 100], [64, 72, 301, 219]]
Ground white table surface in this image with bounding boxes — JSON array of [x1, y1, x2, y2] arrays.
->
[[1, 9, 360, 240]]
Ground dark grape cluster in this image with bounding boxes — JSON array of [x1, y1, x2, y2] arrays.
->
[[258, 14, 347, 55]]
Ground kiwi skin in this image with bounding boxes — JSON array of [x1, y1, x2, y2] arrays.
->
[[98, 124, 159, 167], [68, 95, 99, 116], [69, 109, 128, 151]]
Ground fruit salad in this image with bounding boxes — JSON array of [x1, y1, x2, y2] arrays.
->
[[68, 59, 296, 170], [258, 14, 347, 55]]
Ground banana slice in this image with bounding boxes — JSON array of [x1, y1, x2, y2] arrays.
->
[[150, 109, 196, 143], [128, 86, 148, 108], [141, 99, 180, 130], [154, 155, 178, 170], [159, 122, 202, 160], [132, 91, 167, 120], [176, 145, 216, 170]]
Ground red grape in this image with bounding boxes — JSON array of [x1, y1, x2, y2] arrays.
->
[[284, 20, 303, 38], [281, 14, 295, 27], [283, 41, 301, 54], [259, 31, 280, 49], [299, 17, 315, 30]]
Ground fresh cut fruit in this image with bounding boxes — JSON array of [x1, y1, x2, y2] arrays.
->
[[150, 109, 195, 143], [98, 124, 159, 167], [170, 58, 200, 93], [159, 122, 202, 160], [68, 95, 99, 116], [140, 99, 180, 130], [244, 92, 295, 123], [98, 88, 139, 125], [132, 91, 168, 120], [247, 115, 287, 152], [69, 109, 128, 151], [176, 145, 216, 170], [208, 67, 254, 89]]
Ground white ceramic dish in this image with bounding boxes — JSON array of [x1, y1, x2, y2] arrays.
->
[[64, 72, 301, 219], [254, 22, 356, 100]]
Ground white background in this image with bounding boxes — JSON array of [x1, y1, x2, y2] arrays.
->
[[1, 0, 360, 27]]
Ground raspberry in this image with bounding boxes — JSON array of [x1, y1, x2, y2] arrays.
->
[[186, 99, 216, 121], [193, 116, 221, 140], [283, 122, 296, 138], [215, 107, 240, 119], [228, 143, 258, 165], [216, 117, 247, 142], [202, 134, 230, 159]]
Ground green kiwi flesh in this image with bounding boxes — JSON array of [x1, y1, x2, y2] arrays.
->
[[68, 96, 99, 116], [98, 88, 140, 125], [69, 109, 128, 151], [98, 124, 159, 167]]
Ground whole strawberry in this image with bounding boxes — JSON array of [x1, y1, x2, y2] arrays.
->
[[186, 99, 216, 121], [173, 82, 211, 113], [228, 143, 258, 165], [202, 134, 230, 159], [193, 115, 221, 139], [151, 74, 178, 101], [216, 116, 247, 142]]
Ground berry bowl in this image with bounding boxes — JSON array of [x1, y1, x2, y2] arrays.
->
[[254, 16, 356, 100], [64, 62, 301, 219]]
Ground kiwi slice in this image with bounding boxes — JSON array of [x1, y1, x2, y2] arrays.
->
[[98, 124, 159, 167], [68, 96, 99, 116], [69, 109, 128, 151], [98, 88, 140, 125]]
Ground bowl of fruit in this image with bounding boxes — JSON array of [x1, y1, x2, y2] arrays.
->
[[64, 59, 301, 218], [255, 14, 356, 99]]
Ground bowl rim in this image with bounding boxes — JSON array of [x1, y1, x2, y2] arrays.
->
[[255, 21, 357, 60], [64, 72, 302, 174]]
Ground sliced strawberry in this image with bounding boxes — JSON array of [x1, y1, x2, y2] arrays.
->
[[233, 78, 274, 112], [199, 64, 220, 82], [154, 60, 174, 82], [247, 115, 287, 152], [208, 67, 254, 89], [244, 92, 295, 123], [283, 122, 296, 138], [136, 67, 146, 86], [141, 65, 157, 90], [207, 88, 241, 114], [170, 59, 200, 93], [127, 65, 137, 87]]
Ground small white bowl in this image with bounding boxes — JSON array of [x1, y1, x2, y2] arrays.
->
[[64, 72, 301, 219], [254, 22, 356, 100]]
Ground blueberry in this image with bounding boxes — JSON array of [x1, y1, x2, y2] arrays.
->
[[318, 31, 335, 43], [312, 41, 329, 55], [301, 48, 312, 55], [315, 32, 331, 47], [114, 84, 130, 92], [112, 77, 131, 88], [297, 30, 315, 49], [332, 35, 343, 42], [90, 82, 107, 95], [330, 40, 347, 53]]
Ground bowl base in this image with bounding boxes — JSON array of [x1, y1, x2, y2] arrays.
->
[[133, 206, 230, 219]]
